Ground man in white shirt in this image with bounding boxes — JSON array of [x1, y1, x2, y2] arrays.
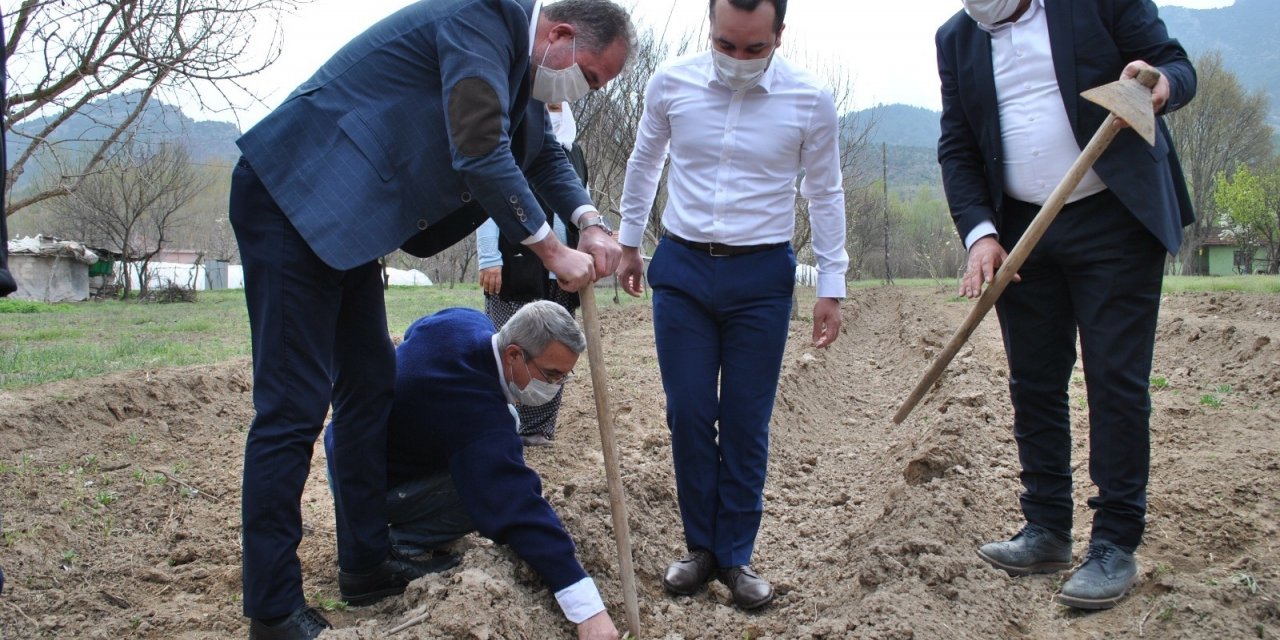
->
[[615, 0, 848, 610], [937, 0, 1195, 611]]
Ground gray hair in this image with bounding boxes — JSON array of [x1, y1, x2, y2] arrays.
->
[[543, 0, 637, 64], [496, 299, 587, 357]]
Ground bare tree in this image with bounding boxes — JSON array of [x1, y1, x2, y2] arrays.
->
[[4, 0, 303, 215], [390, 239, 477, 290], [1166, 50, 1273, 274], [576, 28, 697, 250], [49, 142, 210, 299]]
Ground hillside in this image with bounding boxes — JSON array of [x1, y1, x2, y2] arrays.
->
[[5, 93, 241, 191], [842, 0, 1280, 190], [1161, 0, 1280, 125]]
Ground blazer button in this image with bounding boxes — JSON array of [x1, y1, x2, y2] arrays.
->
[[515, 207, 527, 222], [509, 195, 519, 204], [417, 219, 429, 231], [461, 192, 472, 203]]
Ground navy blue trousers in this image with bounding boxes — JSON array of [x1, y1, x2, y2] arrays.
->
[[230, 159, 394, 618], [995, 190, 1166, 551], [648, 239, 795, 568]]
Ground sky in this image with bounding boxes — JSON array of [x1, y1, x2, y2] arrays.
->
[[199, 0, 1235, 130]]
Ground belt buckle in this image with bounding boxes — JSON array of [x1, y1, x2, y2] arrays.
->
[[708, 243, 730, 257]]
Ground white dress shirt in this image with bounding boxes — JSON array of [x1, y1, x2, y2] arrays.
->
[[619, 51, 849, 299], [966, 0, 1107, 249]]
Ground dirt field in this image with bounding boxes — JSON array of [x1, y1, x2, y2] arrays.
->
[[1, 287, 1276, 639]]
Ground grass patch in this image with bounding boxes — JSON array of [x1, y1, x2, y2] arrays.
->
[[1199, 394, 1223, 408], [1150, 375, 1169, 390], [852, 275, 1280, 294], [311, 592, 349, 612], [0, 299, 75, 314], [1161, 275, 1280, 294], [1, 285, 651, 391]]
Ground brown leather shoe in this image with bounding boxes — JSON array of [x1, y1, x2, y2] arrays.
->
[[719, 565, 775, 609], [662, 549, 717, 595]]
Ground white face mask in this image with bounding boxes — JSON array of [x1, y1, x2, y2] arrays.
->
[[547, 104, 578, 148], [506, 355, 564, 407], [962, 0, 1022, 26], [712, 49, 772, 92], [532, 38, 591, 104]]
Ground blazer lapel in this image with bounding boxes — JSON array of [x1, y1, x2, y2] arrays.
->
[[1045, 0, 1079, 130], [967, 22, 1001, 155]]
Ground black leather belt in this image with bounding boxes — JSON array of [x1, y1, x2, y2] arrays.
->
[[664, 232, 788, 257]]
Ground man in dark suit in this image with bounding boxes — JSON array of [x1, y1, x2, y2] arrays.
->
[[326, 300, 618, 639], [936, 0, 1195, 610], [228, 1, 634, 637]]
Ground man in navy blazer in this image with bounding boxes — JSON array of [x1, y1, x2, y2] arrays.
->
[[326, 301, 619, 639], [228, 1, 634, 637], [936, 0, 1194, 610]]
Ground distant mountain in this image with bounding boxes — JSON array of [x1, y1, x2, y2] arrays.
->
[[846, 104, 942, 149], [840, 105, 943, 190], [1159, 0, 1280, 124], [6, 92, 241, 191], [839, 0, 1280, 189]]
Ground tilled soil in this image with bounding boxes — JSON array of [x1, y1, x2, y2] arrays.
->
[[0, 287, 1276, 639]]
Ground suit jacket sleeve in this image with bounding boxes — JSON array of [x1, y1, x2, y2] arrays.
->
[[436, 5, 569, 244], [1109, 0, 1196, 114], [449, 431, 590, 593], [524, 109, 595, 228], [936, 23, 997, 243]]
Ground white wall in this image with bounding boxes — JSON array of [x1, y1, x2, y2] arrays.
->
[[128, 262, 432, 290]]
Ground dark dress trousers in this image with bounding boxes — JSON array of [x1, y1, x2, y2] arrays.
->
[[935, 0, 1195, 550]]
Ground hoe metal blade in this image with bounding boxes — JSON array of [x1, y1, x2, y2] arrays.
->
[[1081, 69, 1160, 146]]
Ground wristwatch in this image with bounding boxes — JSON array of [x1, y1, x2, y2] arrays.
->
[[577, 213, 613, 235]]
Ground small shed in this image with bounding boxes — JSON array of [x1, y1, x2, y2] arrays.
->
[[1201, 233, 1268, 276], [6, 235, 100, 302]]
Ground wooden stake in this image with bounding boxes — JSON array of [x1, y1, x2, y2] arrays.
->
[[578, 284, 642, 638]]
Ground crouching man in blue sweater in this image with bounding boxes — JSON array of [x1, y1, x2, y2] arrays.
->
[[325, 300, 617, 640]]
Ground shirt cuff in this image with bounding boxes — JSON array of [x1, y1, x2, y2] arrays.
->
[[964, 221, 998, 251], [478, 256, 503, 270], [816, 273, 846, 300], [569, 205, 598, 227], [554, 577, 605, 624], [520, 224, 553, 245], [618, 221, 646, 249]]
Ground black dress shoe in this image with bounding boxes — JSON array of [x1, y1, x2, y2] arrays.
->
[[719, 565, 775, 610], [247, 606, 331, 640], [663, 549, 717, 595], [339, 549, 460, 606]]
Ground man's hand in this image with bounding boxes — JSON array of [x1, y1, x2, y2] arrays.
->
[[812, 297, 841, 348], [1120, 60, 1169, 120], [576, 224, 622, 279], [576, 611, 619, 640], [479, 267, 502, 295], [616, 246, 645, 297], [961, 235, 1018, 299], [530, 235, 595, 292]]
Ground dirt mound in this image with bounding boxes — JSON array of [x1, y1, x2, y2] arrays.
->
[[1, 288, 1276, 638]]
